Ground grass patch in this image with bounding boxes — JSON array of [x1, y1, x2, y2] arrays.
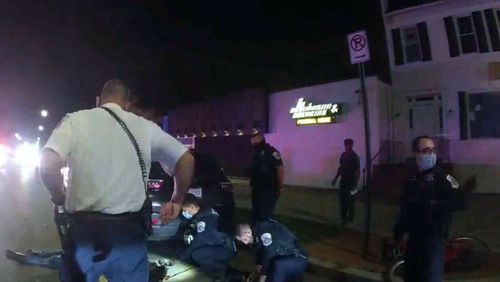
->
[[234, 208, 338, 245]]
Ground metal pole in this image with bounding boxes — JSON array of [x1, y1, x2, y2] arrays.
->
[[359, 63, 372, 257]]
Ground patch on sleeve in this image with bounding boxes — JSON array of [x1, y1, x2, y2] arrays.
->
[[197, 221, 206, 233], [261, 233, 273, 247], [272, 151, 281, 160], [446, 174, 459, 189]]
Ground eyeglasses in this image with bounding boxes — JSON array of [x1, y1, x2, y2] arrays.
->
[[417, 147, 436, 154]]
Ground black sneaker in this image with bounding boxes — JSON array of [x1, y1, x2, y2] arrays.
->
[[148, 263, 166, 282]]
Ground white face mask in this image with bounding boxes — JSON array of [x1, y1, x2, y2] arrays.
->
[[182, 211, 193, 219]]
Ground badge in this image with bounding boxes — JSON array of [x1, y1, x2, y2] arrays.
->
[[446, 174, 459, 189], [197, 221, 206, 233], [272, 152, 281, 160], [261, 233, 273, 247]]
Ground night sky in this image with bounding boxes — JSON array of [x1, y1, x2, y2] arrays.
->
[[0, 0, 386, 140]]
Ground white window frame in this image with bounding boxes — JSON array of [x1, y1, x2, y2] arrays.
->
[[400, 25, 422, 63], [494, 8, 500, 45], [454, 13, 479, 54]]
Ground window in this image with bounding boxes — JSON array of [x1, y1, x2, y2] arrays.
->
[[456, 15, 478, 54], [459, 92, 500, 139], [402, 26, 422, 62], [445, 10, 500, 57], [391, 22, 431, 65]]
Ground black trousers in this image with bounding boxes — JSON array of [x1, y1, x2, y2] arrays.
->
[[338, 183, 355, 223], [191, 245, 236, 274], [251, 187, 279, 221], [267, 255, 308, 282], [404, 235, 446, 282]]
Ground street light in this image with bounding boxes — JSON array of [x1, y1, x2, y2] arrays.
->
[[38, 125, 44, 132], [41, 110, 48, 117], [15, 133, 22, 141]]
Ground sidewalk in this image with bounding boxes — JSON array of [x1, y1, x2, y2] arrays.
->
[[230, 178, 500, 281]]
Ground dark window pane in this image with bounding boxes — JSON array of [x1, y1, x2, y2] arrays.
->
[[403, 27, 419, 44], [461, 34, 478, 53], [403, 26, 422, 62], [457, 16, 474, 34], [405, 45, 422, 62], [469, 93, 500, 138]]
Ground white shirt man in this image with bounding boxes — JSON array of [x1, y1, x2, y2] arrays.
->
[[40, 79, 194, 282], [44, 102, 187, 214]]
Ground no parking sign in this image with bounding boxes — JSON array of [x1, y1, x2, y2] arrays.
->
[[348, 30, 370, 64]]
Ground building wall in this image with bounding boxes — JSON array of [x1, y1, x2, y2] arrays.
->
[[167, 89, 267, 137], [265, 77, 389, 188], [383, 0, 500, 192]]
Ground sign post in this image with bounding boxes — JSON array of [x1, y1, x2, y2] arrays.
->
[[348, 30, 372, 257]]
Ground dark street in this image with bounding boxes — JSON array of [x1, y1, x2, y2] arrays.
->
[[0, 165, 379, 281]]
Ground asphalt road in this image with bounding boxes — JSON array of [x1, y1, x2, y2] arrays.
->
[[0, 165, 60, 282], [0, 164, 378, 282]]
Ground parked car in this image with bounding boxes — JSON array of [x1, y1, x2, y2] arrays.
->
[[148, 151, 235, 233]]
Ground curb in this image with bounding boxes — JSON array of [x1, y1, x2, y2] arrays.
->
[[308, 257, 500, 282], [308, 257, 383, 281]]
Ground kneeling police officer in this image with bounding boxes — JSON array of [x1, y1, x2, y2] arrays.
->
[[178, 194, 236, 279], [235, 219, 308, 282]]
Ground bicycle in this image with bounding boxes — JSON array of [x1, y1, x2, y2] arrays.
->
[[385, 236, 490, 282]]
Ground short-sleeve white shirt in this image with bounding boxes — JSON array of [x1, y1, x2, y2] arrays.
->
[[43, 103, 188, 214]]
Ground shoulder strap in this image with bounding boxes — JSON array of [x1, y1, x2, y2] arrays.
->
[[102, 107, 147, 193]]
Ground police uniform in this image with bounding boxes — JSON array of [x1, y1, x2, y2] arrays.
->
[[250, 143, 283, 221], [179, 208, 236, 276], [253, 219, 308, 282], [44, 103, 188, 281], [393, 165, 464, 282]]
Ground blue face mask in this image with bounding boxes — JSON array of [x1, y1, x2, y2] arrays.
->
[[417, 153, 436, 171], [182, 211, 193, 219]]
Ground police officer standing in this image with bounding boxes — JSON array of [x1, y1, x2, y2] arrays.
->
[[235, 219, 308, 282], [393, 136, 464, 282], [40, 80, 194, 281], [249, 132, 285, 221], [332, 138, 360, 226]]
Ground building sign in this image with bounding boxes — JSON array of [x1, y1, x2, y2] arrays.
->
[[289, 98, 342, 126]]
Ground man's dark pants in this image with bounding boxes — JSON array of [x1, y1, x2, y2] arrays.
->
[[404, 234, 446, 282], [339, 179, 355, 223], [251, 187, 279, 221], [189, 245, 235, 275]]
